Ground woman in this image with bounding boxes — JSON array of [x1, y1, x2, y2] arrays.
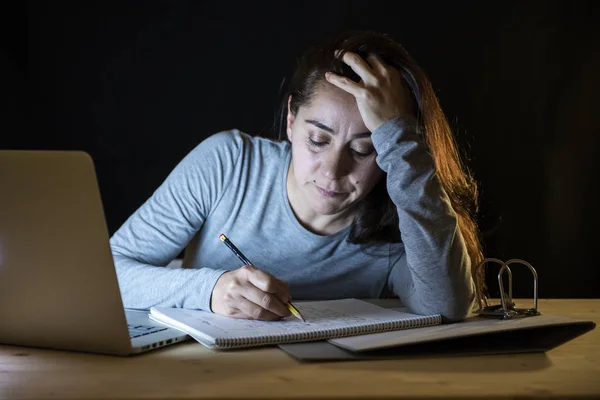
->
[[110, 30, 484, 322]]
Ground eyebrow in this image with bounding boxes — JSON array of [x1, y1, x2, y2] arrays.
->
[[305, 119, 371, 138]]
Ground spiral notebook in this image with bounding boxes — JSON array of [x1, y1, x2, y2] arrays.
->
[[148, 298, 441, 349]]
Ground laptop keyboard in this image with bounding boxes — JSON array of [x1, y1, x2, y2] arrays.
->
[[128, 324, 168, 339]]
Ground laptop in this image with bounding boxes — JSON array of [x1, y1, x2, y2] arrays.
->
[[0, 150, 189, 355]]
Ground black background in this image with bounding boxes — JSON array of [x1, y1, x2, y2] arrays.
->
[[3, 1, 599, 298]]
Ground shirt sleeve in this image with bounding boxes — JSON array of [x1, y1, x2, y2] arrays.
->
[[109, 131, 243, 311], [372, 116, 475, 322]]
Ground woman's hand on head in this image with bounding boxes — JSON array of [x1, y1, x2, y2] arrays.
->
[[325, 51, 414, 132], [210, 265, 292, 320]]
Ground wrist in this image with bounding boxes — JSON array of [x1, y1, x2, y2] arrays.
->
[[210, 271, 230, 312]]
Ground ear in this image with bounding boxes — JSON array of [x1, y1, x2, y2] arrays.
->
[[286, 95, 295, 142]]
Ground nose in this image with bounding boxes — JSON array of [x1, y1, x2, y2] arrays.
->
[[320, 150, 350, 180]]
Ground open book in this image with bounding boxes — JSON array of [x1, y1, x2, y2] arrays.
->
[[149, 298, 441, 349]]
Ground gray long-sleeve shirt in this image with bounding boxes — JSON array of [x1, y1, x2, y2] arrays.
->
[[109, 117, 475, 321]]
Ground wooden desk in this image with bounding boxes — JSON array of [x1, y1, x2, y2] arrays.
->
[[1, 299, 598, 399]]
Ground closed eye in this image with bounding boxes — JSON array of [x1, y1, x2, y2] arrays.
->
[[308, 137, 373, 157], [351, 149, 374, 158], [308, 138, 328, 147]]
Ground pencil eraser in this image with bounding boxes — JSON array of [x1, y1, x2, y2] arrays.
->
[[219, 234, 226, 241]]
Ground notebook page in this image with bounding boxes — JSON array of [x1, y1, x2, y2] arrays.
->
[[150, 298, 438, 344]]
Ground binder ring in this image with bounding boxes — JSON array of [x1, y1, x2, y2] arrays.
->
[[497, 262, 513, 311], [501, 259, 540, 316], [473, 258, 505, 311], [473, 257, 541, 319]]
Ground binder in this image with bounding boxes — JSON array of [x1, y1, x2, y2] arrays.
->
[[279, 258, 597, 362]]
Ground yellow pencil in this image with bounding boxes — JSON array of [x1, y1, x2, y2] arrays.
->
[[219, 233, 306, 322], [285, 302, 305, 322]]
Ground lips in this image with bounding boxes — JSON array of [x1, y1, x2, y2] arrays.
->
[[315, 185, 346, 198]]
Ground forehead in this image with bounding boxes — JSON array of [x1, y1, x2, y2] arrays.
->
[[298, 84, 366, 132]]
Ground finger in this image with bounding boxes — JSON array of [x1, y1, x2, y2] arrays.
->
[[219, 306, 247, 319], [235, 296, 282, 321], [366, 54, 388, 77], [338, 51, 376, 84], [278, 279, 291, 302], [243, 285, 290, 318], [240, 269, 290, 317], [325, 72, 362, 97], [369, 54, 406, 89], [244, 266, 290, 304]]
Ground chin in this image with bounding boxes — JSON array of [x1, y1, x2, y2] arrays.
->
[[310, 198, 348, 216], [302, 186, 355, 215], [313, 206, 341, 216]]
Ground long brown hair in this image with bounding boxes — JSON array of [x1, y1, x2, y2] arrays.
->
[[275, 30, 485, 293]]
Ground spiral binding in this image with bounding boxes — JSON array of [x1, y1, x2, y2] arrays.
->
[[215, 314, 441, 349]]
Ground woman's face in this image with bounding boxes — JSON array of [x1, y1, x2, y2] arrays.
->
[[286, 83, 384, 220]]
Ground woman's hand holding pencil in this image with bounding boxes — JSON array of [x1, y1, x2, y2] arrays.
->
[[210, 264, 291, 321], [211, 234, 305, 322]]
